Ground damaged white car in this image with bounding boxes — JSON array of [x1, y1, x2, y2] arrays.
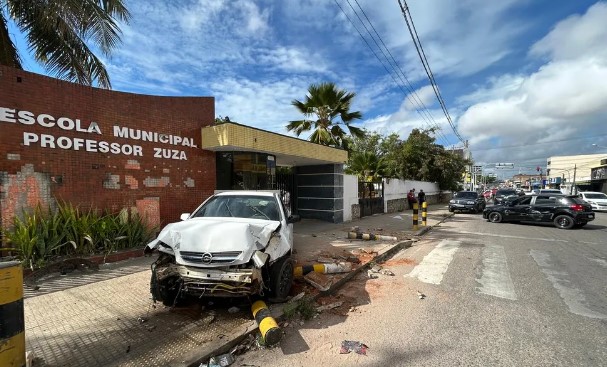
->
[[146, 191, 300, 306]]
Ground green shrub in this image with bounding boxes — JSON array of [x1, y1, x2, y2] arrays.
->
[[2, 201, 158, 267]]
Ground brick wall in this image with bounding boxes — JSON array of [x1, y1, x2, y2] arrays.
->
[[0, 66, 215, 230]]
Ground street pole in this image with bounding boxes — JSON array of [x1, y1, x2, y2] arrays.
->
[[571, 164, 577, 195]]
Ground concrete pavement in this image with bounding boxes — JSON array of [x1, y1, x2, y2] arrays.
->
[[22, 205, 452, 367]]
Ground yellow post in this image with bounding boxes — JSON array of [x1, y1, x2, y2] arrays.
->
[[0, 261, 25, 367], [251, 300, 282, 346], [422, 202, 428, 226], [413, 202, 419, 231]]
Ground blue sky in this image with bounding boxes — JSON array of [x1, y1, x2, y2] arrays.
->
[[7, 0, 607, 177]]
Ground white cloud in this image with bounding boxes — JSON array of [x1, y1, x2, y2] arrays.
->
[[458, 2, 607, 164]]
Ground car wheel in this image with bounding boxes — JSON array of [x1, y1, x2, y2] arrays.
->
[[269, 256, 295, 302], [449, 208, 454, 213], [553, 215, 574, 229], [488, 212, 503, 223]]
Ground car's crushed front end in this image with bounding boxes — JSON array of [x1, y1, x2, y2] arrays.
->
[[147, 217, 288, 303]]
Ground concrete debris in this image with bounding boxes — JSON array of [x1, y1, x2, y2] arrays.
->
[[288, 292, 305, 303], [367, 270, 378, 279], [380, 269, 395, 276], [202, 352, 235, 367], [417, 291, 426, 299], [317, 257, 335, 263], [346, 256, 361, 264], [304, 271, 333, 291], [371, 265, 382, 273], [137, 317, 148, 323], [340, 340, 369, 355], [316, 301, 344, 312], [227, 306, 240, 313], [25, 350, 34, 367]]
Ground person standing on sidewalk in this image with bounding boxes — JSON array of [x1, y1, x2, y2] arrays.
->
[[417, 189, 426, 206], [407, 189, 417, 210]]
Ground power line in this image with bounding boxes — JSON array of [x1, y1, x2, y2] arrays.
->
[[397, 0, 465, 144], [349, 0, 451, 145], [333, 0, 451, 146]]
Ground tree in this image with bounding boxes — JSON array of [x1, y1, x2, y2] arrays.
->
[[287, 82, 364, 150], [1, 0, 130, 89], [345, 151, 387, 181]]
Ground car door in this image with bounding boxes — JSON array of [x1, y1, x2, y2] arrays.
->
[[507, 196, 533, 220], [529, 195, 558, 221]]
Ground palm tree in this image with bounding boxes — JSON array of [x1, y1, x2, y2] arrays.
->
[[1, 0, 130, 88], [346, 151, 387, 181], [287, 82, 364, 149]]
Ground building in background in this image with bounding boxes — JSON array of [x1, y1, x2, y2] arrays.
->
[[547, 154, 607, 194]]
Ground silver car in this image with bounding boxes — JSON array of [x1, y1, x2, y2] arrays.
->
[[146, 191, 300, 305]]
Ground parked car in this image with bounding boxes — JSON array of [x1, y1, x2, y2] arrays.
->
[[579, 191, 607, 212], [145, 191, 300, 305], [483, 194, 594, 229], [532, 189, 563, 195], [493, 188, 519, 205], [449, 191, 486, 213]]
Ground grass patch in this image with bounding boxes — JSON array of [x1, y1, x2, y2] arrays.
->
[[283, 296, 317, 321]]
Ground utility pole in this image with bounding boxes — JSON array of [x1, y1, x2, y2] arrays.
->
[[570, 164, 577, 195]]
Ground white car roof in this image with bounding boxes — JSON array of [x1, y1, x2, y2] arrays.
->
[[581, 191, 606, 195], [214, 190, 277, 197]]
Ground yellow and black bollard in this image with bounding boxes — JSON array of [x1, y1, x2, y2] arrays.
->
[[413, 202, 419, 231], [422, 202, 428, 226], [0, 261, 25, 367], [251, 300, 282, 346], [293, 264, 325, 277]]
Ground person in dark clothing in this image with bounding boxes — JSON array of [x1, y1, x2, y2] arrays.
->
[[407, 189, 417, 210], [417, 189, 426, 206]]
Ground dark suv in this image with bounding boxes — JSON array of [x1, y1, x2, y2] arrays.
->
[[483, 195, 594, 229], [493, 188, 520, 205], [449, 191, 486, 213]]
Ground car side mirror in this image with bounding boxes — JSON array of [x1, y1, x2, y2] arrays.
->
[[180, 213, 190, 221], [287, 214, 301, 223]]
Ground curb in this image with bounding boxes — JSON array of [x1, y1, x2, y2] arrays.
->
[[185, 213, 454, 366]]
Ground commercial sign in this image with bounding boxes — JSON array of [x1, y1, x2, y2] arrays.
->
[[0, 106, 197, 160]]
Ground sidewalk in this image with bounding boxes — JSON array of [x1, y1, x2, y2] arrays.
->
[[23, 204, 451, 367]]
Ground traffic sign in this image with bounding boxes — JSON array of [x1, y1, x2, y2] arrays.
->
[[495, 163, 514, 169], [472, 165, 482, 174]]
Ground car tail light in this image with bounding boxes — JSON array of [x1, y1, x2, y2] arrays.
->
[[569, 204, 584, 212]]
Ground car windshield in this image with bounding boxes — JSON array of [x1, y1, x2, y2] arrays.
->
[[496, 190, 516, 196], [454, 192, 478, 199], [191, 195, 280, 221], [584, 193, 607, 199]]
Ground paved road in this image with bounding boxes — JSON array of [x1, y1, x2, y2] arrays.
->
[[237, 211, 607, 366]]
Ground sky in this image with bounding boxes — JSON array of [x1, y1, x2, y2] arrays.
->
[[6, 0, 607, 178]]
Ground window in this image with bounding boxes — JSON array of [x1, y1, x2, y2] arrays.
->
[[535, 196, 556, 205], [517, 197, 532, 205]]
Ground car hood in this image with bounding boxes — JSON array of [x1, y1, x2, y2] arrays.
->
[[452, 198, 476, 203], [584, 198, 607, 204], [147, 217, 281, 267]]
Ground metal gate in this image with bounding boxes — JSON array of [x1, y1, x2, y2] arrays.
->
[[358, 181, 384, 217], [273, 172, 297, 215]]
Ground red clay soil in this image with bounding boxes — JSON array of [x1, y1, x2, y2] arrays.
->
[[382, 258, 418, 267]]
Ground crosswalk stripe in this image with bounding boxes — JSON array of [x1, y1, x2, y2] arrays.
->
[[406, 239, 460, 284], [476, 244, 517, 300], [530, 250, 607, 320]]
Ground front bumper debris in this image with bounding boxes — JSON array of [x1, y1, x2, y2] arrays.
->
[[155, 263, 263, 297]]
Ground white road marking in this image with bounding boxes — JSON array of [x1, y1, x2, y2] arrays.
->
[[587, 257, 607, 268], [455, 230, 603, 245], [406, 239, 460, 284], [476, 244, 517, 300], [530, 250, 607, 319]]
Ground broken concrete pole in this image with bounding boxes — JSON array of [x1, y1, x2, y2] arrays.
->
[[304, 271, 333, 291], [347, 232, 398, 241], [251, 300, 282, 346], [294, 262, 352, 277]]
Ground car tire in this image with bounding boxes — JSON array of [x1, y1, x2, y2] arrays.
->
[[553, 215, 574, 229], [449, 208, 454, 213], [488, 212, 503, 223], [269, 256, 295, 303]]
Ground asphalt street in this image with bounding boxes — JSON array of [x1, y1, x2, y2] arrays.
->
[[237, 210, 607, 366]]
